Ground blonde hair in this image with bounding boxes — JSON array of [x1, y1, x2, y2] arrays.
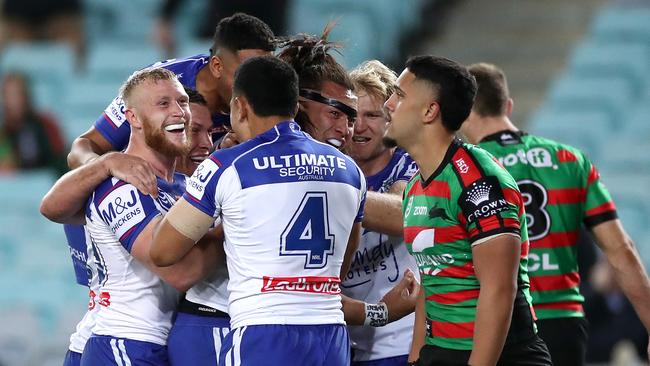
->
[[119, 68, 179, 107], [349, 60, 397, 103]]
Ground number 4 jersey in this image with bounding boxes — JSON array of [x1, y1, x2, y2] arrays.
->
[[403, 139, 535, 351], [183, 121, 367, 330], [478, 130, 617, 320]]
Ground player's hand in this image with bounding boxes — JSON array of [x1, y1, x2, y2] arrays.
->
[[380, 269, 419, 322], [101, 152, 158, 197], [217, 131, 240, 150]]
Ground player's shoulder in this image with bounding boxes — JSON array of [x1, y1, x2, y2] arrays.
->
[[453, 141, 518, 190]]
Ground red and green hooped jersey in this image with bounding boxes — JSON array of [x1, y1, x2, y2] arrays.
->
[[403, 139, 535, 351], [478, 130, 617, 320]]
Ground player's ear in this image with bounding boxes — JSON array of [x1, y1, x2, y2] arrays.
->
[[125, 108, 142, 129], [423, 101, 439, 124], [209, 54, 224, 79], [506, 98, 513, 116]]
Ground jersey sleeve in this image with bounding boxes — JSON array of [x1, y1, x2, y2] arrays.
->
[[581, 155, 617, 228], [93, 96, 131, 151], [183, 156, 224, 217], [355, 177, 367, 223], [94, 182, 161, 252], [394, 154, 419, 183], [458, 175, 522, 244]]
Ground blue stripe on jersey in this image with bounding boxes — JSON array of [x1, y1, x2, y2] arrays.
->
[[64, 224, 90, 286], [94, 54, 213, 151], [89, 177, 168, 252], [365, 149, 417, 192]]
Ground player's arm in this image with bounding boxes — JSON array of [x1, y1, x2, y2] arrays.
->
[[340, 222, 362, 279], [361, 180, 406, 236], [408, 283, 426, 364], [469, 234, 520, 366], [150, 197, 216, 267], [41, 152, 158, 224], [592, 220, 650, 333], [132, 214, 223, 292], [342, 269, 419, 325], [68, 123, 158, 196]]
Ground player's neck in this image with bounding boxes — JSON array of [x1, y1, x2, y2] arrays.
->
[[474, 115, 519, 143], [410, 125, 455, 181], [355, 148, 395, 178], [196, 67, 228, 114], [125, 141, 177, 183]]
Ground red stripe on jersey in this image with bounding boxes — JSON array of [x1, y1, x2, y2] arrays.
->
[[548, 188, 586, 205], [532, 231, 578, 249], [404, 225, 467, 245], [407, 180, 451, 199], [451, 149, 482, 186], [436, 261, 475, 278], [428, 289, 480, 304], [586, 202, 617, 217], [534, 301, 584, 313], [521, 240, 530, 258], [530, 272, 581, 292], [557, 149, 577, 163], [209, 155, 222, 166], [587, 165, 599, 185], [430, 320, 475, 339], [102, 112, 118, 129], [97, 181, 128, 205], [478, 217, 520, 233], [503, 187, 525, 215]]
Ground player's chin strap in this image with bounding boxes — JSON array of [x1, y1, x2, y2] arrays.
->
[[299, 89, 357, 120], [363, 302, 388, 327]]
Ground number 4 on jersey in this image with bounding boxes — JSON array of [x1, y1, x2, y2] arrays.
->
[[280, 192, 335, 269]]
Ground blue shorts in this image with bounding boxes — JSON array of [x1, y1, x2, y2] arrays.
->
[[63, 350, 82, 366], [168, 312, 230, 366], [219, 324, 350, 366], [352, 355, 409, 366], [81, 335, 168, 366]]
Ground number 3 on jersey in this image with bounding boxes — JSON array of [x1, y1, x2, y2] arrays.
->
[[517, 180, 551, 241], [280, 192, 335, 269]]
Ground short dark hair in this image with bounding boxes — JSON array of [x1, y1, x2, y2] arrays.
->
[[277, 25, 354, 92], [467, 63, 509, 117], [184, 87, 207, 106], [405, 55, 477, 131], [233, 56, 298, 117], [210, 13, 276, 56]]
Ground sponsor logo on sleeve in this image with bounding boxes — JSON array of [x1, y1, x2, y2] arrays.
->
[[459, 176, 510, 222], [98, 185, 145, 239], [187, 159, 219, 199], [103, 97, 127, 128], [455, 157, 470, 174]]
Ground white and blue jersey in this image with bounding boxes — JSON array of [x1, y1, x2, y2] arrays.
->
[[94, 55, 228, 151], [183, 121, 367, 330], [85, 176, 181, 346], [342, 149, 420, 363]]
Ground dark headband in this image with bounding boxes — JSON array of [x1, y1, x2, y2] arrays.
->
[[299, 89, 357, 119]]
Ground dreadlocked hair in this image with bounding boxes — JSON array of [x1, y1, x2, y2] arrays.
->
[[277, 24, 354, 91]]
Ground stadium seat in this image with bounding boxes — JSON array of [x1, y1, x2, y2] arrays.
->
[[0, 42, 75, 82], [567, 41, 650, 97], [527, 108, 611, 162], [87, 42, 163, 80], [545, 75, 636, 127], [597, 137, 650, 175], [288, 0, 385, 65], [591, 5, 650, 45]]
